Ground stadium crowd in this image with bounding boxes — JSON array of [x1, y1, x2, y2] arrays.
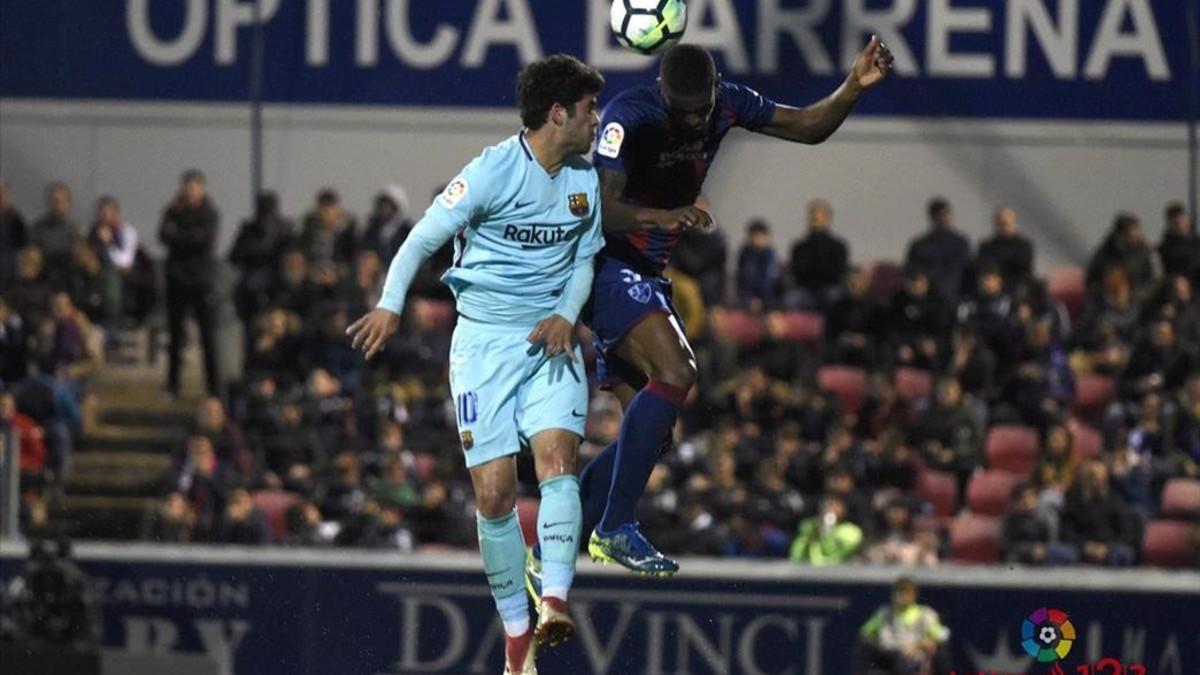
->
[[2, 173, 1198, 567]]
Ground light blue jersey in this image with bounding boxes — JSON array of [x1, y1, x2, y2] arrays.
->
[[378, 132, 604, 326]]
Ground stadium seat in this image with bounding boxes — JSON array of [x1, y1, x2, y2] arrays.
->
[[251, 490, 300, 543], [949, 512, 1001, 563], [1071, 373, 1116, 422], [817, 365, 869, 416], [1048, 266, 1086, 319], [1067, 417, 1103, 460], [1141, 520, 1198, 568], [1161, 479, 1200, 521], [766, 311, 823, 352], [710, 308, 764, 348], [894, 367, 933, 403], [985, 425, 1040, 477], [516, 497, 540, 545], [916, 469, 959, 518], [966, 470, 1022, 517], [867, 261, 904, 303]]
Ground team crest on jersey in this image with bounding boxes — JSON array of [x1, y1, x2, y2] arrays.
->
[[460, 430, 474, 450], [438, 177, 469, 209], [568, 193, 589, 216], [596, 122, 624, 158], [627, 282, 653, 305]]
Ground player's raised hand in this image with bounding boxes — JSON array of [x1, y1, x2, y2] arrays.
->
[[346, 308, 401, 360], [528, 315, 576, 361], [656, 206, 714, 232], [852, 35, 895, 90]]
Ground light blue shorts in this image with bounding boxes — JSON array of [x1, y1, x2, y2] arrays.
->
[[449, 317, 587, 469]]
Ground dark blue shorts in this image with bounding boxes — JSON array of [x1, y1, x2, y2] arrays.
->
[[586, 254, 683, 389]]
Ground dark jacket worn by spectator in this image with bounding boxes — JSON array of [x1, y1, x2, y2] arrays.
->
[[736, 220, 782, 310], [976, 208, 1034, 289], [673, 227, 728, 306], [1086, 213, 1157, 303], [905, 199, 970, 302], [1061, 462, 1140, 566], [231, 192, 294, 323], [360, 186, 412, 261], [1158, 203, 1200, 281], [824, 267, 879, 367]]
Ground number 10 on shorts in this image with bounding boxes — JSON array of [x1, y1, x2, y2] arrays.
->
[[457, 392, 479, 425]]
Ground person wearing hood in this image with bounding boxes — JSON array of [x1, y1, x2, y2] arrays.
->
[[360, 185, 413, 260]]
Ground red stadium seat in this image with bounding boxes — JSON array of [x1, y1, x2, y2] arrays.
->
[[868, 261, 904, 303], [985, 425, 1040, 477], [766, 311, 823, 352], [949, 513, 1001, 563], [817, 365, 869, 416], [1048, 266, 1086, 319], [966, 470, 1023, 517], [916, 469, 959, 518], [710, 308, 764, 348], [1067, 417, 1103, 460], [894, 368, 933, 403], [516, 497, 540, 545], [1161, 479, 1200, 521], [1141, 520, 1198, 568], [1072, 373, 1116, 422], [251, 490, 300, 543]]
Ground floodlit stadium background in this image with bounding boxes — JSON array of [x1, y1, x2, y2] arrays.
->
[[1, 1, 1198, 674]]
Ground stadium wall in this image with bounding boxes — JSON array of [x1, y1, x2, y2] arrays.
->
[[1, 542, 1198, 675], [0, 101, 1190, 270]]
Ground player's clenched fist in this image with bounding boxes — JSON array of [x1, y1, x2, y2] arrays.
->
[[346, 308, 401, 360], [528, 315, 576, 360], [655, 205, 713, 232]]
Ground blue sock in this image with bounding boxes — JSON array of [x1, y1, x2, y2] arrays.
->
[[537, 475, 581, 600], [477, 510, 529, 637], [599, 381, 685, 533], [533, 442, 616, 562]]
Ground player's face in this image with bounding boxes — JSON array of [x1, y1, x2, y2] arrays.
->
[[566, 95, 600, 154], [663, 87, 716, 138]]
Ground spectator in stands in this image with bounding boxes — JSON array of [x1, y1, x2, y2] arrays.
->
[[0, 391, 47, 480], [269, 247, 316, 314], [905, 197, 971, 303], [736, 219, 782, 311], [11, 248, 52, 330], [856, 577, 950, 675], [995, 316, 1073, 429], [262, 402, 325, 496], [215, 488, 271, 545], [947, 325, 997, 401], [30, 181, 79, 288], [304, 307, 363, 392], [298, 188, 357, 277], [159, 169, 220, 398], [1120, 319, 1193, 400], [360, 185, 412, 261], [195, 397, 253, 481], [230, 192, 294, 334], [147, 492, 196, 543], [1168, 374, 1200, 479], [1140, 275, 1200, 354], [789, 494, 863, 565], [1086, 212, 1158, 304], [885, 268, 948, 370], [88, 196, 137, 273], [673, 221, 729, 307], [1032, 424, 1079, 532], [373, 455, 422, 510], [1001, 483, 1056, 565], [857, 374, 912, 442], [0, 181, 28, 285], [176, 435, 236, 541], [283, 500, 333, 546], [65, 241, 121, 329], [247, 308, 304, 388], [911, 377, 982, 495], [346, 249, 385, 315], [957, 265, 1017, 367], [1060, 461, 1140, 566], [824, 266, 878, 368], [976, 207, 1034, 291], [304, 368, 355, 455], [788, 199, 848, 310], [1157, 202, 1198, 282], [0, 296, 28, 386], [322, 451, 366, 523], [722, 507, 790, 558], [863, 498, 938, 566]]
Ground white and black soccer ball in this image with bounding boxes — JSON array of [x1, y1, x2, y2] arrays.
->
[[610, 0, 688, 55]]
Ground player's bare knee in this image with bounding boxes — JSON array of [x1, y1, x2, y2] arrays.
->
[[475, 485, 517, 520], [531, 432, 579, 482], [654, 357, 696, 393]]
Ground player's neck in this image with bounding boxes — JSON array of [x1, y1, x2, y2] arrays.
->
[[522, 128, 566, 177]]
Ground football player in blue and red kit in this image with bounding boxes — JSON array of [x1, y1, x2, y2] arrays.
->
[[527, 38, 895, 585]]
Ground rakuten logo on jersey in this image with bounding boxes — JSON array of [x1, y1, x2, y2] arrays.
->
[[502, 225, 576, 248]]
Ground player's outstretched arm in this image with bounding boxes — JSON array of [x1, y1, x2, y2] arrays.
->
[[347, 211, 459, 360], [760, 35, 894, 145], [598, 168, 712, 234]]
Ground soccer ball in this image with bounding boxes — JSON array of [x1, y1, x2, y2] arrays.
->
[[1039, 626, 1059, 645], [611, 0, 688, 55]]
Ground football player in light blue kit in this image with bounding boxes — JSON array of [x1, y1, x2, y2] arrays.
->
[[347, 55, 605, 675]]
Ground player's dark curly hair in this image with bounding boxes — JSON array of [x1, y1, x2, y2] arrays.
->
[[517, 54, 605, 130], [660, 44, 717, 99]]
